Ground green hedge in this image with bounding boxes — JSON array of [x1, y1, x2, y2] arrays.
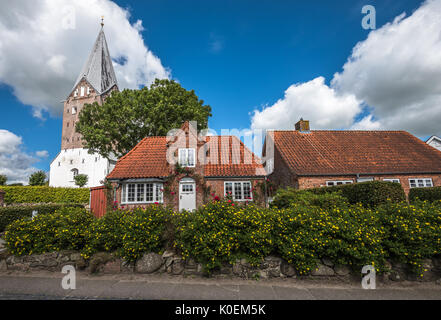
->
[[0, 204, 85, 232], [272, 181, 406, 208], [270, 188, 348, 209], [409, 186, 441, 203], [5, 199, 441, 277], [0, 186, 89, 205]]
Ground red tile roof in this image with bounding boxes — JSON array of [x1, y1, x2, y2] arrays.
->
[[107, 135, 265, 180], [273, 130, 441, 176]]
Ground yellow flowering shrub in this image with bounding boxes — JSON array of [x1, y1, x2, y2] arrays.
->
[[378, 200, 441, 274], [173, 200, 276, 273], [275, 203, 387, 275], [4, 207, 95, 256]]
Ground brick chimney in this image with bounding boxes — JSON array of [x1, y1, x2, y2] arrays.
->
[[295, 118, 310, 132]]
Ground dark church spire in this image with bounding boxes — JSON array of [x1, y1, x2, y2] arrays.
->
[[70, 23, 118, 97]]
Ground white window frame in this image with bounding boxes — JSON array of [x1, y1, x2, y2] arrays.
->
[[409, 178, 433, 189], [357, 177, 374, 183], [178, 148, 196, 167], [326, 180, 353, 187], [383, 178, 400, 183], [121, 182, 164, 204], [80, 86, 85, 97], [224, 181, 253, 201]]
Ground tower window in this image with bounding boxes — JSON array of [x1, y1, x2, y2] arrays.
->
[[71, 168, 79, 180], [72, 107, 77, 115], [87, 87, 90, 95], [67, 122, 69, 127], [74, 89, 78, 97], [80, 87, 85, 97]]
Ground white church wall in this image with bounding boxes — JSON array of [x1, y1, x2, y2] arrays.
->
[[49, 148, 114, 188]]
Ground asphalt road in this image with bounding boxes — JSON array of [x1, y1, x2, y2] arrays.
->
[[1, 272, 441, 300]]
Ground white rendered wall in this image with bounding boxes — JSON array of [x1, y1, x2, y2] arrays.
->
[[49, 148, 116, 188], [428, 139, 441, 151]]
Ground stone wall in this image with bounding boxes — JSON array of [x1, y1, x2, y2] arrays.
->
[[1, 250, 441, 284]]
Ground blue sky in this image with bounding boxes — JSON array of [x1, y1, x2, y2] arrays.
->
[[1, 0, 438, 183]]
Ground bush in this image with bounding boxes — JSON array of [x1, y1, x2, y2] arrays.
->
[[0, 204, 85, 232], [271, 188, 348, 209], [310, 181, 406, 207], [119, 206, 171, 262], [409, 186, 441, 203], [82, 205, 170, 261], [4, 207, 95, 256], [377, 200, 441, 275], [274, 203, 387, 275], [1, 186, 90, 205], [173, 200, 276, 273]]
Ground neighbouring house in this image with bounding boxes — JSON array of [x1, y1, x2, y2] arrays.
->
[[266, 119, 441, 195], [427, 135, 441, 152], [106, 122, 266, 211], [49, 23, 117, 188]]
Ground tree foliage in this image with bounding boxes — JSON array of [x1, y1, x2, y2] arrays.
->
[[74, 174, 89, 188], [76, 79, 212, 158], [0, 174, 6, 186], [28, 171, 46, 186]]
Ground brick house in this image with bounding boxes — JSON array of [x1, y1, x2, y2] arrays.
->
[[266, 120, 441, 195], [107, 122, 266, 211]]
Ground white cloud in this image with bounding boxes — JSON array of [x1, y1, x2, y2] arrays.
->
[[332, 0, 441, 136], [0, 0, 170, 118], [36, 150, 49, 158], [251, 77, 361, 130], [252, 0, 441, 137], [0, 130, 39, 184]]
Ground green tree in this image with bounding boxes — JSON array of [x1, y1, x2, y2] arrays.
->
[[28, 171, 46, 186], [76, 79, 212, 158], [74, 174, 88, 188], [0, 174, 6, 186]]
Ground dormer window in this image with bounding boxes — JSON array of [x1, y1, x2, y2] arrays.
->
[[178, 148, 196, 167]]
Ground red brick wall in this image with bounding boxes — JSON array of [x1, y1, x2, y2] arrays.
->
[[268, 147, 297, 188], [297, 174, 441, 195], [61, 80, 118, 150]]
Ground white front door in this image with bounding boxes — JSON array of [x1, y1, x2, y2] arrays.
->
[[179, 180, 196, 211]]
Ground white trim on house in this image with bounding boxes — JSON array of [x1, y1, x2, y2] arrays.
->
[[178, 148, 196, 167], [326, 180, 353, 187], [409, 178, 433, 188], [224, 181, 253, 201], [383, 178, 400, 183], [121, 182, 164, 204]]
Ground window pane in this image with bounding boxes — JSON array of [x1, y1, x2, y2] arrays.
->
[[426, 179, 433, 187], [234, 182, 242, 200], [155, 184, 163, 202], [188, 149, 195, 166], [137, 184, 145, 202], [179, 149, 187, 166], [243, 182, 252, 200], [225, 183, 233, 196], [146, 184, 153, 202], [128, 184, 135, 202]]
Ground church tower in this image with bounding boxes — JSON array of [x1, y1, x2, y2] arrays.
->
[[50, 22, 118, 188], [61, 25, 118, 149]]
